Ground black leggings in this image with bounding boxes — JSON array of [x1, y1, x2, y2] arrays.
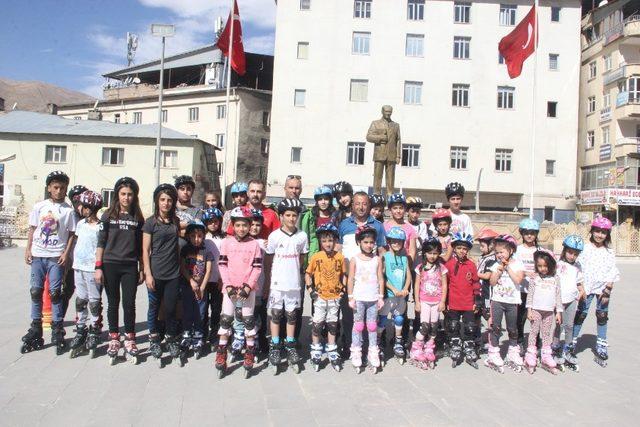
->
[[516, 292, 527, 342], [103, 263, 138, 334]]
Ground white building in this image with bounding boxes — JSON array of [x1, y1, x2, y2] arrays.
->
[[268, 0, 582, 221]]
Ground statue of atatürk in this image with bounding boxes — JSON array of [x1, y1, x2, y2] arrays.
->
[[366, 105, 401, 196]]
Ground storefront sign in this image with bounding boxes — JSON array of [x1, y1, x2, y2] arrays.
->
[[599, 144, 612, 161], [580, 188, 640, 206]]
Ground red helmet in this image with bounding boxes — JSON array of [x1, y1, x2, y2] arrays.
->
[[79, 190, 103, 210], [432, 208, 452, 223], [475, 228, 499, 241]]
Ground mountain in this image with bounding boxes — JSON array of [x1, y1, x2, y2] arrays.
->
[[0, 78, 94, 113]]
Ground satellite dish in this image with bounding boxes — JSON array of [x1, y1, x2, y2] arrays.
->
[[133, 77, 141, 84]]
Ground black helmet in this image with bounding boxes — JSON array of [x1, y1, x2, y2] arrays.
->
[[46, 170, 70, 186], [406, 196, 424, 209], [445, 182, 465, 199], [277, 198, 303, 215], [370, 193, 385, 208], [153, 183, 177, 202], [114, 177, 139, 195], [68, 185, 88, 201], [174, 175, 196, 190], [332, 181, 353, 197]]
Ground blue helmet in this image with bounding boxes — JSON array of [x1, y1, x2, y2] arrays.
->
[[387, 193, 406, 208], [386, 226, 406, 241], [315, 223, 339, 238], [451, 232, 473, 248], [370, 193, 385, 208], [314, 185, 333, 201], [202, 207, 223, 222], [250, 208, 264, 221], [185, 219, 206, 235], [519, 218, 540, 232], [230, 182, 248, 195], [562, 234, 584, 251]]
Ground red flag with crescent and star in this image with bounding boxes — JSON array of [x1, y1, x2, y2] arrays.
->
[[499, 5, 537, 79], [216, 0, 246, 76]]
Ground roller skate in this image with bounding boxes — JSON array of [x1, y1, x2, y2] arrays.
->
[[107, 332, 120, 365], [20, 320, 44, 354], [268, 341, 283, 375], [563, 344, 579, 372], [193, 332, 205, 360], [243, 344, 255, 379], [484, 345, 504, 374], [180, 331, 193, 360], [449, 338, 463, 368], [409, 340, 427, 369], [230, 332, 245, 362], [505, 345, 524, 373], [215, 344, 228, 379], [310, 343, 323, 372], [551, 344, 565, 372], [69, 325, 88, 358], [463, 340, 479, 369], [86, 325, 101, 358], [51, 321, 66, 355], [149, 334, 163, 367], [368, 345, 381, 374], [123, 333, 139, 365], [327, 344, 342, 372], [524, 346, 537, 374], [540, 346, 560, 374], [594, 338, 608, 368], [350, 346, 363, 374], [393, 336, 406, 365], [424, 339, 436, 369], [167, 335, 185, 367], [285, 340, 302, 374]]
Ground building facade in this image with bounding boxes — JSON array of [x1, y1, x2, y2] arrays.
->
[[578, 0, 640, 226], [268, 0, 582, 221]]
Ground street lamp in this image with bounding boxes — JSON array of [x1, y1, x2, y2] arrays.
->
[[151, 24, 175, 186]]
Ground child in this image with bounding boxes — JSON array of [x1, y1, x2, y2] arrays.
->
[[305, 223, 347, 371], [62, 184, 87, 317], [406, 196, 428, 259], [475, 229, 499, 348], [203, 190, 224, 212], [369, 193, 386, 223], [347, 225, 385, 373], [411, 237, 447, 369], [487, 234, 525, 372], [524, 251, 563, 374], [249, 209, 269, 353], [330, 181, 353, 226], [378, 227, 412, 364], [301, 185, 335, 265], [443, 232, 481, 368], [572, 217, 620, 366], [221, 182, 248, 233], [444, 182, 473, 235], [216, 207, 262, 378], [265, 198, 308, 374], [69, 190, 103, 358], [515, 218, 540, 348], [202, 207, 225, 345], [174, 175, 202, 243], [384, 194, 417, 263], [552, 235, 586, 369], [142, 184, 182, 364], [22, 171, 76, 355], [180, 220, 213, 361], [431, 208, 453, 262]]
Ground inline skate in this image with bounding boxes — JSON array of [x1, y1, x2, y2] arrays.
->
[[409, 340, 427, 369], [350, 345, 363, 374], [449, 337, 463, 368], [505, 345, 524, 373], [594, 338, 608, 368], [230, 331, 245, 362], [563, 344, 579, 372], [167, 335, 185, 367], [243, 344, 255, 379], [285, 340, 302, 374], [310, 343, 323, 372], [525, 346, 537, 374], [20, 320, 44, 354], [463, 340, 479, 369], [193, 332, 206, 360], [424, 339, 436, 369], [540, 346, 560, 375], [368, 345, 381, 374], [215, 343, 228, 378], [551, 344, 565, 372], [123, 332, 139, 365], [149, 333, 163, 367], [86, 325, 101, 358], [107, 332, 120, 365], [51, 321, 66, 356], [69, 325, 88, 358], [326, 343, 342, 372], [268, 341, 282, 375], [484, 344, 504, 374], [393, 336, 406, 365]]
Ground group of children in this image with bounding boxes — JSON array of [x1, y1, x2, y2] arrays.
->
[[21, 171, 620, 378]]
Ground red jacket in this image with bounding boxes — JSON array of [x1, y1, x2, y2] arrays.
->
[[444, 256, 480, 311]]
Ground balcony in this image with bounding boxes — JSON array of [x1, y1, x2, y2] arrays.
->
[[615, 137, 640, 157], [603, 65, 625, 86], [621, 14, 640, 46], [600, 106, 612, 123], [615, 92, 640, 120]]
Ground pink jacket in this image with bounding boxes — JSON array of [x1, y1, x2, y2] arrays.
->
[[218, 236, 262, 290]]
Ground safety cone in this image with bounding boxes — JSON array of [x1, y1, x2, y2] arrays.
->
[[43, 276, 52, 331]]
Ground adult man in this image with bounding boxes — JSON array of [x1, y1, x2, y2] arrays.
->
[[226, 179, 280, 238], [284, 175, 302, 200], [366, 105, 401, 196]]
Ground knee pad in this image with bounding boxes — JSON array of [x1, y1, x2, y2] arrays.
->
[[447, 319, 461, 336], [326, 321, 338, 335], [243, 315, 256, 331], [377, 315, 387, 329], [354, 321, 365, 333], [574, 311, 588, 325], [89, 301, 101, 317], [366, 321, 377, 333], [270, 308, 284, 322], [50, 288, 62, 304], [234, 305, 243, 320], [220, 314, 234, 331], [464, 322, 478, 338], [393, 315, 404, 328], [285, 310, 297, 325], [312, 321, 325, 337], [507, 328, 518, 341], [75, 297, 88, 313], [419, 322, 430, 338], [596, 310, 608, 326], [30, 287, 43, 302]]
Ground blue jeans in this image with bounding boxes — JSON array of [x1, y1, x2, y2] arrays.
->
[[573, 293, 609, 342], [182, 283, 207, 338], [30, 257, 64, 322]]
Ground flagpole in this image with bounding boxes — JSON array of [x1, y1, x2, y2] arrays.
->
[[223, 0, 235, 205], [528, 0, 539, 219]]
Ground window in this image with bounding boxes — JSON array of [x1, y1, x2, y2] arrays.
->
[[452, 84, 470, 107], [629, 76, 640, 102], [453, 36, 471, 59], [547, 101, 557, 118], [101, 189, 115, 208], [549, 54, 559, 70], [407, 0, 425, 21], [297, 42, 309, 59], [45, 145, 67, 163], [587, 96, 596, 114], [406, 34, 424, 57], [114, 114, 120, 123], [215, 133, 225, 148], [352, 32, 370, 55], [603, 91, 611, 109], [551, 6, 561, 22], [603, 54, 612, 72], [454, 2, 471, 23], [354, 0, 372, 18], [188, 107, 199, 122], [102, 147, 124, 166], [161, 109, 168, 123], [586, 130, 595, 149], [401, 144, 420, 167], [160, 150, 177, 168], [450, 146, 468, 169], [589, 61, 597, 79], [349, 79, 369, 102], [545, 160, 555, 176], [495, 148, 513, 172], [260, 138, 269, 155], [499, 4, 517, 26], [217, 162, 223, 175], [404, 81, 423, 105], [347, 142, 365, 165], [262, 111, 270, 126], [602, 126, 610, 146], [498, 53, 505, 64], [294, 89, 306, 107], [132, 112, 142, 124], [300, 0, 310, 10], [217, 105, 226, 119], [73, 116, 82, 120], [291, 147, 302, 163], [497, 86, 514, 109]]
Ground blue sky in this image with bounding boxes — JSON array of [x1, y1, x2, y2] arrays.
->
[[0, 0, 276, 97]]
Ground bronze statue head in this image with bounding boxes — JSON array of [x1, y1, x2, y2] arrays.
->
[[381, 105, 393, 120]]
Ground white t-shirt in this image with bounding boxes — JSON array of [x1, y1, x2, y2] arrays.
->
[[526, 275, 563, 312], [428, 211, 473, 236], [556, 260, 584, 304], [73, 219, 99, 272], [352, 255, 380, 302], [490, 259, 525, 305], [266, 228, 309, 291], [205, 235, 223, 283], [29, 199, 77, 258], [515, 244, 537, 293]]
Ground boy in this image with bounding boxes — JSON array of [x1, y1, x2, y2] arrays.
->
[[432, 208, 454, 262], [22, 171, 77, 355], [445, 182, 473, 235], [222, 182, 249, 233], [305, 223, 347, 371], [175, 175, 202, 244], [475, 229, 499, 350], [384, 193, 417, 262], [301, 186, 334, 266], [264, 198, 308, 373]]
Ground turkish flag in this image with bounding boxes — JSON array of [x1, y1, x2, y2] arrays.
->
[[216, 0, 246, 76], [499, 5, 537, 79]]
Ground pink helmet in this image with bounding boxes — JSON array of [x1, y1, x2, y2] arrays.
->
[[494, 234, 518, 249], [591, 216, 613, 231]]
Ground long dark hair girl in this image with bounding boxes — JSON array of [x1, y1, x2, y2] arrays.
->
[[107, 177, 144, 222]]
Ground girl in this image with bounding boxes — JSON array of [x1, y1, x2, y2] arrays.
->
[[476, 229, 499, 349], [572, 217, 620, 367], [330, 181, 353, 226], [95, 177, 144, 365], [369, 193, 386, 223], [515, 218, 540, 349], [431, 208, 453, 262], [142, 184, 181, 366], [553, 235, 586, 370], [69, 190, 103, 359], [410, 237, 447, 369], [487, 235, 525, 373], [202, 207, 225, 345], [524, 251, 563, 374], [384, 194, 417, 263], [347, 225, 385, 373], [203, 191, 224, 212], [301, 185, 335, 264]]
